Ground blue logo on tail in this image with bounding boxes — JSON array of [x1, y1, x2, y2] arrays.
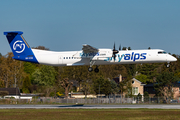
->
[[13, 40, 26, 53]]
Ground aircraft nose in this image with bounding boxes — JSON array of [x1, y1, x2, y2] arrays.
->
[[168, 55, 177, 62]]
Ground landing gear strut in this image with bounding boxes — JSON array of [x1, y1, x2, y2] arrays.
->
[[167, 62, 170, 68], [88, 60, 95, 72], [88, 59, 99, 73]]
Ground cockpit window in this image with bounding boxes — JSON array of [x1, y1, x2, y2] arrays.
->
[[158, 51, 167, 54]]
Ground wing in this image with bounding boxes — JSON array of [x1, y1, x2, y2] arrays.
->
[[82, 44, 99, 53]]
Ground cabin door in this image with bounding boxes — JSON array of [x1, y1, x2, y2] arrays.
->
[[59, 56, 63, 64]]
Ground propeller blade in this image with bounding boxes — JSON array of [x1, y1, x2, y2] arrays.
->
[[112, 42, 118, 62], [113, 42, 115, 50], [119, 44, 121, 51]]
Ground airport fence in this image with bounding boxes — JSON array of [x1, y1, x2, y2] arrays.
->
[[0, 96, 179, 104]]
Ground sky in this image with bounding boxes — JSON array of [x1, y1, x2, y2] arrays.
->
[[0, 0, 180, 55]]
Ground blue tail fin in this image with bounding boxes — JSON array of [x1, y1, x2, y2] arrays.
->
[[4, 31, 38, 63]]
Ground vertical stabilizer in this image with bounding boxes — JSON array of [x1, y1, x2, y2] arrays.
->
[[4, 31, 38, 63]]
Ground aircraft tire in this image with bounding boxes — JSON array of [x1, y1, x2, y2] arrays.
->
[[88, 67, 93, 72], [94, 68, 99, 73]]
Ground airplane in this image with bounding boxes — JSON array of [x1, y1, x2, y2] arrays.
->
[[4, 31, 177, 73]]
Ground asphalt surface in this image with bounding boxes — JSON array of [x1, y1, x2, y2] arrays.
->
[[0, 104, 180, 109]]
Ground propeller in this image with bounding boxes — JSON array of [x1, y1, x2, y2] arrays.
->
[[119, 44, 121, 51], [112, 43, 119, 61]]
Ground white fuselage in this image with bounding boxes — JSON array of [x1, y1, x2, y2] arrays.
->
[[32, 48, 177, 66]]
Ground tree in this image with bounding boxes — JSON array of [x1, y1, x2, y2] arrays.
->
[[32, 65, 56, 86], [137, 63, 160, 83], [0, 53, 2, 60], [40, 65, 56, 86], [81, 79, 92, 98], [23, 62, 37, 75], [119, 79, 132, 98], [122, 47, 127, 50], [72, 66, 89, 91], [59, 78, 73, 98], [93, 76, 111, 96], [124, 64, 136, 77], [137, 93, 142, 100], [122, 47, 131, 50], [135, 74, 148, 84], [22, 75, 31, 93], [0, 52, 26, 88], [31, 68, 42, 85], [127, 47, 131, 50], [100, 64, 128, 79], [110, 80, 119, 94], [32, 46, 49, 50], [31, 65, 57, 96], [154, 72, 179, 103]]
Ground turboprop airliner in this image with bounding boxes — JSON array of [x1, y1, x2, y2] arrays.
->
[[4, 31, 177, 73]]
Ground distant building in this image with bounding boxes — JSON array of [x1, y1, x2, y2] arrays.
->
[[113, 75, 146, 96], [0, 88, 20, 99], [113, 74, 127, 84], [131, 78, 146, 96], [0, 88, 38, 101], [70, 92, 97, 98], [144, 83, 156, 97], [144, 83, 180, 100]]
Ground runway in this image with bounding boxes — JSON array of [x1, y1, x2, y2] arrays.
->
[[0, 104, 180, 109]]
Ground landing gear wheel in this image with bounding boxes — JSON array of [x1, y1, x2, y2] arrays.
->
[[167, 62, 170, 68], [94, 66, 99, 73], [88, 67, 93, 72]]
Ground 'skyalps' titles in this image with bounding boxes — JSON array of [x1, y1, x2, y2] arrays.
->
[[80, 52, 99, 57], [104, 52, 147, 62]]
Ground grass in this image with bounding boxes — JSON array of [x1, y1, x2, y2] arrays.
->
[[0, 109, 180, 120]]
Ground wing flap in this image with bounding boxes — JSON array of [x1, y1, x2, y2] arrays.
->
[[82, 44, 99, 53]]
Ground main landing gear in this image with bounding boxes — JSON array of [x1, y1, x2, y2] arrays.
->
[[88, 60, 99, 73], [88, 66, 99, 73]]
